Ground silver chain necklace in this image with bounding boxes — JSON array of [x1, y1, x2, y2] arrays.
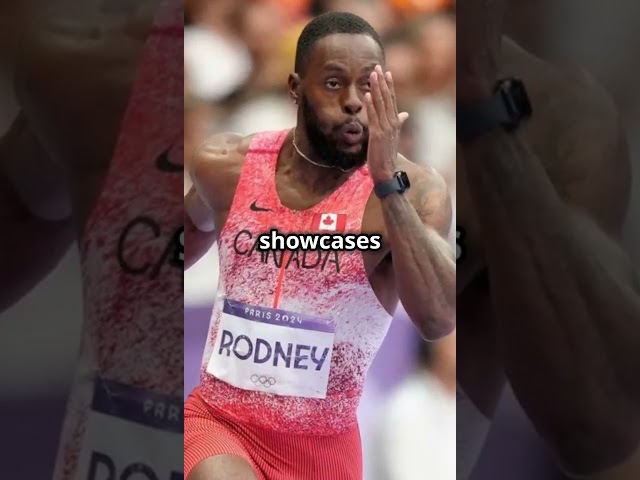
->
[[292, 127, 355, 173]]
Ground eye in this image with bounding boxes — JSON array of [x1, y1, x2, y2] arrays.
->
[[361, 81, 372, 91], [325, 79, 340, 90]]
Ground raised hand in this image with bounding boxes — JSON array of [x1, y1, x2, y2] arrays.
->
[[364, 65, 409, 183]]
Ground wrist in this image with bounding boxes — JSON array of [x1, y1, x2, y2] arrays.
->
[[373, 170, 411, 199], [371, 168, 395, 184], [458, 77, 532, 143]]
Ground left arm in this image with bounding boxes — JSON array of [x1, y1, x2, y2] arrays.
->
[[380, 166, 456, 340], [460, 74, 640, 477], [458, 1, 640, 473], [364, 64, 455, 340]]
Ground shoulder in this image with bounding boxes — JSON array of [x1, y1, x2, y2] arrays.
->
[[535, 62, 623, 167], [505, 38, 624, 158], [190, 132, 256, 183], [400, 156, 448, 190]]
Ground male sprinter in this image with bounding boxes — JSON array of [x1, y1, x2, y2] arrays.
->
[[184, 12, 456, 480], [456, 1, 640, 479], [0, 0, 184, 478]]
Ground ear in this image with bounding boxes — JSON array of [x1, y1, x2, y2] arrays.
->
[[288, 73, 300, 104]]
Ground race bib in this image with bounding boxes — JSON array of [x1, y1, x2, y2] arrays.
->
[[207, 299, 336, 399], [76, 378, 183, 480]]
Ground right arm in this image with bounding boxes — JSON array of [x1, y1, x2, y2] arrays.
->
[[183, 135, 225, 270], [184, 186, 215, 270], [0, 117, 74, 313], [184, 132, 247, 269]]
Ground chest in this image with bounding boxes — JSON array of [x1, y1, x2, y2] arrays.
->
[[213, 167, 390, 279]]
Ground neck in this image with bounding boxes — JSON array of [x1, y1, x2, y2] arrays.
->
[[287, 127, 350, 194]]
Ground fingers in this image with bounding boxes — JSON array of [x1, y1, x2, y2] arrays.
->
[[368, 65, 404, 130], [385, 72, 409, 127], [375, 66, 395, 126], [385, 70, 409, 126], [368, 68, 388, 130], [364, 91, 379, 131], [384, 69, 399, 118]]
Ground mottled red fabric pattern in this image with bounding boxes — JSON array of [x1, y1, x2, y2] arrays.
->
[[52, 0, 183, 478], [199, 130, 393, 435]]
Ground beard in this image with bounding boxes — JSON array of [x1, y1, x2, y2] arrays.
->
[[300, 94, 368, 171]]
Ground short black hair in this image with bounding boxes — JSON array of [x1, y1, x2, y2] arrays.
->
[[294, 11, 384, 75]]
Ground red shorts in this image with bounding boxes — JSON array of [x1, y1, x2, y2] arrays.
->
[[184, 387, 363, 480]]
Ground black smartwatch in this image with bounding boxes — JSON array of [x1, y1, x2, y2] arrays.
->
[[374, 171, 410, 198], [457, 78, 532, 141]]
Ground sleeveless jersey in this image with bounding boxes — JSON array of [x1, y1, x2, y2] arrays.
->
[[52, 1, 184, 478], [199, 130, 394, 435]]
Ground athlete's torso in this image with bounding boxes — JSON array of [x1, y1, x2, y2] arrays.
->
[[206, 130, 424, 314], [198, 130, 427, 434]]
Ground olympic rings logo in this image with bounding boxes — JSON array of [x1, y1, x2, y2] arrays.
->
[[251, 374, 276, 388]]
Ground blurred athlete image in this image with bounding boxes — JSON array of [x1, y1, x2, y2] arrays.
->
[[0, 0, 183, 478], [185, 11, 456, 480], [457, 1, 640, 479]]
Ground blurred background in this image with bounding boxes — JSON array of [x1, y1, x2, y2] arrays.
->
[[183, 1, 457, 479]]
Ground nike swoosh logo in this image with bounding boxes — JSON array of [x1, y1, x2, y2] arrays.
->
[[250, 201, 271, 212], [155, 148, 183, 173]]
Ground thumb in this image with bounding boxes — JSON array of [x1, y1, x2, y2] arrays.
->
[[398, 112, 410, 126]]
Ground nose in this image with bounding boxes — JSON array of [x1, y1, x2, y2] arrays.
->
[[342, 85, 363, 116]]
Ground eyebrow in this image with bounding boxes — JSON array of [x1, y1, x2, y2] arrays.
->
[[322, 62, 378, 73], [322, 62, 347, 73]]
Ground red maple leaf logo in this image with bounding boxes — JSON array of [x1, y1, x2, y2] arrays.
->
[[322, 216, 335, 226]]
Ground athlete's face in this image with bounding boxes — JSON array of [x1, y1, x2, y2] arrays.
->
[[294, 33, 385, 170]]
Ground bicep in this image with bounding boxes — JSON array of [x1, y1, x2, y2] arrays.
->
[[557, 104, 636, 285], [562, 120, 630, 239], [555, 74, 631, 238]]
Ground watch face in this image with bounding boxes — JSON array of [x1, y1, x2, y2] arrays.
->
[[396, 171, 410, 189], [499, 78, 532, 123]]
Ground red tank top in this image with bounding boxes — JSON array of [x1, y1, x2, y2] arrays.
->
[[53, 1, 183, 478], [200, 130, 393, 435]]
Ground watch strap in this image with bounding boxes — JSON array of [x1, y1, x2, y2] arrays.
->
[[374, 176, 403, 198], [457, 92, 512, 141]]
